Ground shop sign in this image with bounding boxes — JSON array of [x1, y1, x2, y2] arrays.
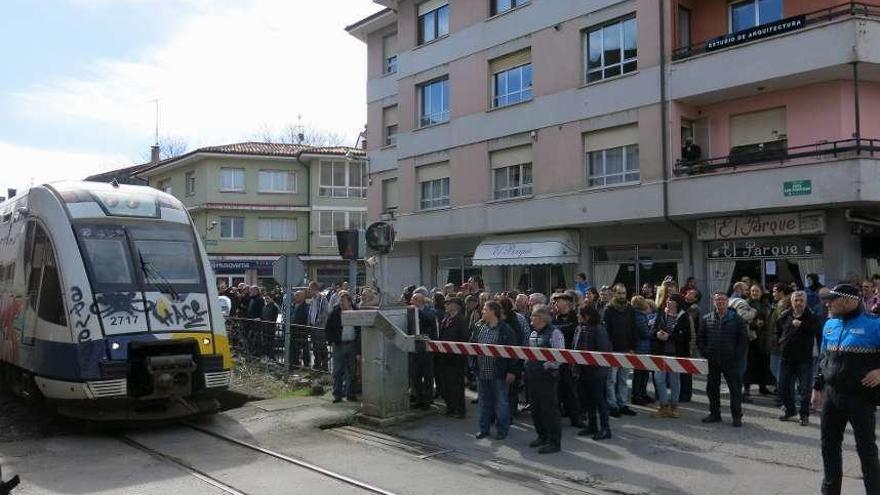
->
[[491, 244, 534, 259], [707, 237, 823, 259], [706, 15, 806, 52], [697, 211, 825, 240], [210, 259, 274, 275], [783, 180, 812, 197]]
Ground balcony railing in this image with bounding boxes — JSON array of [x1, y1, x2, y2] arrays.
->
[[674, 138, 880, 176], [673, 2, 880, 61]]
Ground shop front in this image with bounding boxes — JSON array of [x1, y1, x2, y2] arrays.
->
[[209, 257, 275, 289], [697, 211, 826, 295], [592, 243, 684, 294], [472, 231, 579, 295]]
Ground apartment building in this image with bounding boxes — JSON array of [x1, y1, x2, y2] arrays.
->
[[135, 142, 367, 287], [348, 0, 880, 296]]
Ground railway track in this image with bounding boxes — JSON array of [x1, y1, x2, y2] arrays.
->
[[120, 423, 400, 495]]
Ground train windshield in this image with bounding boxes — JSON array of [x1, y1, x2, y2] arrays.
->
[[76, 222, 205, 293]]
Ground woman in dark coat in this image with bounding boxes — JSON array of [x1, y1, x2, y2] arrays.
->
[[744, 284, 773, 400], [574, 305, 613, 441]]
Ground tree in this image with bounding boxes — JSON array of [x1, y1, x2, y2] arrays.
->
[[253, 120, 351, 147], [138, 135, 189, 163]]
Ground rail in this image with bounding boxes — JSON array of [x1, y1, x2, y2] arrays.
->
[[674, 138, 880, 176], [225, 317, 331, 373], [672, 2, 880, 61]]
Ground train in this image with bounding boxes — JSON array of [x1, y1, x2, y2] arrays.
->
[[0, 181, 232, 420]]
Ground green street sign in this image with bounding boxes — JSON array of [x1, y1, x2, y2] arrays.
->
[[783, 180, 812, 197]]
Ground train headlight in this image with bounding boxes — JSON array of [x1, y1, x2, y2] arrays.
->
[[202, 338, 211, 346], [111, 342, 120, 350]]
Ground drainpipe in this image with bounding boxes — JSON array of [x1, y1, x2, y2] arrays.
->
[[659, 0, 695, 278], [853, 62, 862, 145]]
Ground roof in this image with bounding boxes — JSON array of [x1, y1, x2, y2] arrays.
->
[[345, 7, 396, 41], [85, 163, 150, 185], [135, 141, 367, 177]]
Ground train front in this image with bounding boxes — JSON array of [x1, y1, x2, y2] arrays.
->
[[52, 183, 232, 420]]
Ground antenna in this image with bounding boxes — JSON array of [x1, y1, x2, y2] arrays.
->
[[152, 99, 160, 146]]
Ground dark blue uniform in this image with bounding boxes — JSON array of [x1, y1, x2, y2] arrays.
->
[[815, 310, 880, 494]]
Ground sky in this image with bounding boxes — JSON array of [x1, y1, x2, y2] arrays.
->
[[0, 0, 381, 196]]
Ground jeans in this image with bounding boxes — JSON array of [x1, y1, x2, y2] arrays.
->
[[331, 341, 355, 399], [653, 371, 681, 406], [778, 359, 812, 417], [478, 377, 511, 436], [605, 367, 632, 409], [821, 388, 880, 495], [769, 353, 782, 383], [706, 362, 743, 419]]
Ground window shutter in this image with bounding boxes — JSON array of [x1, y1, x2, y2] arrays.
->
[[418, 0, 447, 16], [383, 105, 398, 127], [415, 162, 450, 183], [490, 145, 532, 169], [383, 33, 397, 59], [489, 49, 531, 74], [383, 178, 399, 210], [584, 124, 640, 152], [730, 107, 787, 147]]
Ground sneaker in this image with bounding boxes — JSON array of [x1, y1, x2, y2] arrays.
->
[[529, 438, 547, 448], [592, 429, 612, 441], [475, 432, 490, 439], [779, 413, 797, 422], [732, 417, 743, 427], [538, 444, 561, 454], [620, 406, 637, 416], [799, 416, 809, 427], [609, 408, 621, 418], [701, 414, 722, 424], [668, 405, 681, 419]]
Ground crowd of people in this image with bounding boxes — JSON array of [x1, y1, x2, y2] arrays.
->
[[221, 272, 880, 493]]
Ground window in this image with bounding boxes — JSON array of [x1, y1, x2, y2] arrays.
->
[[220, 168, 245, 191], [129, 224, 203, 287], [382, 178, 399, 212], [258, 218, 296, 241], [26, 223, 66, 326], [383, 33, 398, 74], [491, 0, 527, 16], [77, 225, 135, 287], [383, 105, 399, 147], [418, 1, 449, 45], [730, 0, 783, 32], [585, 16, 637, 83], [317, 211, 366, 247], [185, 171, 195, 196], [157, 179, 172, 195], [420, 178, 450, 210], [318, 160, 367, 198], [678, 6, 691, 49], [493, 64, 532, 108], [587, 145, 640, 187], [258, 170, 297, 193], [219, 217, 245, 239], [419, 78, 449, 127], [493, 164, 533, 200]]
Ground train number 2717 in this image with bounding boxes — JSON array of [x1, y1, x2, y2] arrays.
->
[[108, 315, 138, 326]]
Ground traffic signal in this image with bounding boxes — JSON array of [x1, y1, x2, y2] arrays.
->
[[366, 221, 395, 254], [336, 229, 360, 260]]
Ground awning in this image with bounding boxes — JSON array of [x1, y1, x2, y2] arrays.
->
[[473, 231, 580, 267]]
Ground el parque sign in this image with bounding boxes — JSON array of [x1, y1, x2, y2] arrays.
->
[[697, 212, 825, 241]]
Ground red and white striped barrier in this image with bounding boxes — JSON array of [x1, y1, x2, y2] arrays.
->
[[425, 341, 708, 375]]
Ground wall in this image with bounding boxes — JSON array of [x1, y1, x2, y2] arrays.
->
[[200, 209, 309, 256], [202, 157, 309, 206]]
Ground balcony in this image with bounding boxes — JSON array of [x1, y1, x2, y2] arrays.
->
[[668, 2, 880, 104], [674, 138, 880, 176], [668, 138, 880, 217], [673, 3, 880, 61]]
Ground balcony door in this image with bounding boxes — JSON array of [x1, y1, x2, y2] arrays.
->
[[729, 0, 784, 33]]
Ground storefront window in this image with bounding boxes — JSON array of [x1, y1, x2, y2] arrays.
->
[[437, 256, 480, 287], [505, 265, 570, 295], [593, 243, 682, 295]]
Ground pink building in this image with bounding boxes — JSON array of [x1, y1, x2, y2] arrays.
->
[[347, 0, 880, 297]]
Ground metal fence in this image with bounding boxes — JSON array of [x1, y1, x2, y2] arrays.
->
[[225, 317, 331, 373]]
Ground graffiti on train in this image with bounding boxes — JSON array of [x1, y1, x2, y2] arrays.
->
[[83, 289, 209, 330], [69, 286, 93, 342], [0, 296, 23, 363]]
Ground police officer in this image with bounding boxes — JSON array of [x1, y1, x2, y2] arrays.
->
[[812, 284, 880, 495], [526, 304, 566, 454]]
